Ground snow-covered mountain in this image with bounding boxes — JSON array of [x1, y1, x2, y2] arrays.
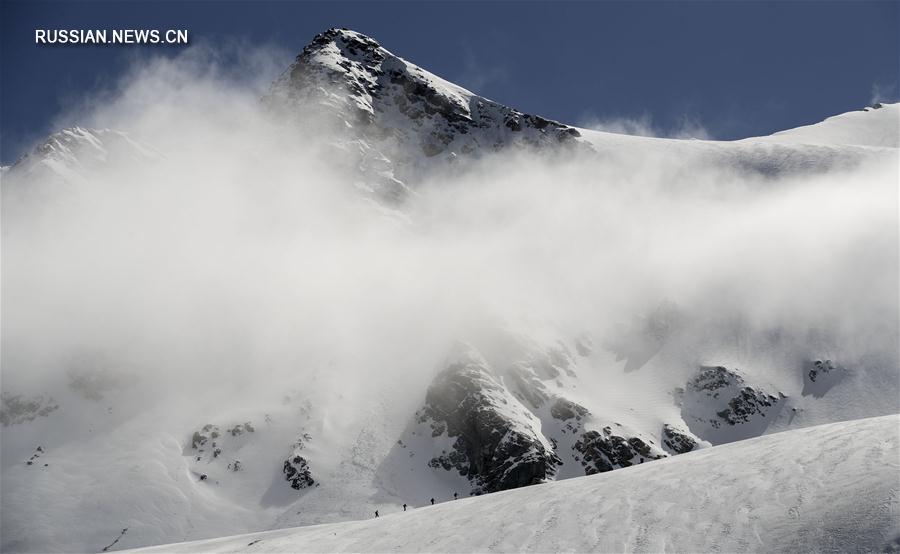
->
[[262, 28, 587, 199], [1, 28, 898, 553], [4, 127, 159, 186], [129, 414, 900, 553]]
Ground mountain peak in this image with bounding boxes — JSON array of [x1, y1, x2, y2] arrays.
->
[[306, 27, 384, 56], [266, 28, 584, 197]]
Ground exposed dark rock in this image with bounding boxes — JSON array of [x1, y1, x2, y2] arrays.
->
[[680, 365, 785, 443], [661, 424, 698, 454], [691, 366, 781, 427], [188, 420, 258, 475], [283, 435, 315, 490], [807, 359, 835, 382], [265, 28, 591, 200], [191, 424, 220, 451], [802, 359, 845, 398], [416, 347, 561, 494], [229, 422, 255, 437], [1, 393, 59, 427], [550, 398, 589, 422], [573, 426, 666, 475]]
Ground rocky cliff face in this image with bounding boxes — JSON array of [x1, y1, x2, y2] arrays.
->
[[661, 423, 703, 455], [414, 346, 561, 494], [406, 340, 670, 495], [283, 433, 315, 490], [678, 365, 786, 443], [573, 428, 665, 474], [802, 358, 846, 398]]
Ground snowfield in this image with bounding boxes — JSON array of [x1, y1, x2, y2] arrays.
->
[[131, 415, 900, 553]]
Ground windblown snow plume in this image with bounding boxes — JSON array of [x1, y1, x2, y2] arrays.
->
[[1, 33, 898, 553]]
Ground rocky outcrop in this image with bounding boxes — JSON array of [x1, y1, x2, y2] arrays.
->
[[407, 337, 676, 490], [550, 398, 589, 422], [802, 358, 845, 398], [807, 359, 836, 383], [573, 425, 666, 474], [65, 353, 138, 402], [188, 421, 257, 469], [679, 365, 785, 443], [661, 423, 700, 455], [283, 433, 315, 490], [190, 424, 222, 456], [228, 422, 255, 437], [416, 347, 561, 494], [0, 393, 59, 427]]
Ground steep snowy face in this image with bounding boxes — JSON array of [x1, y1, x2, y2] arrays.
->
[[265, 28, 586, 197], [4, 127, 158, 187]]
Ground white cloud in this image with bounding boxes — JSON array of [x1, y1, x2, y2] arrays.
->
[[580, 111, 711, 139], [870, 81, 898, 105], [2, 44, 896, 441]]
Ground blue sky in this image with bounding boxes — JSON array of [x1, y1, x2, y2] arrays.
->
[[1, 0, 898, 163]]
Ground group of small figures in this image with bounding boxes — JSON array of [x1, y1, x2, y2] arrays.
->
[[374, 492, 460, 518]]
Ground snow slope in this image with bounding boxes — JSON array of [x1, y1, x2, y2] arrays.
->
[[131, 414, 900, 553], [579, 103, 897, 179], [761, 103, 899, 148]]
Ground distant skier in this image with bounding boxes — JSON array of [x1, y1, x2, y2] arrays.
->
[[430, 498, 435, 505], [453, 492, 458, 500], [403, 504, 407, 511], [374, 510, 379, 518]]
